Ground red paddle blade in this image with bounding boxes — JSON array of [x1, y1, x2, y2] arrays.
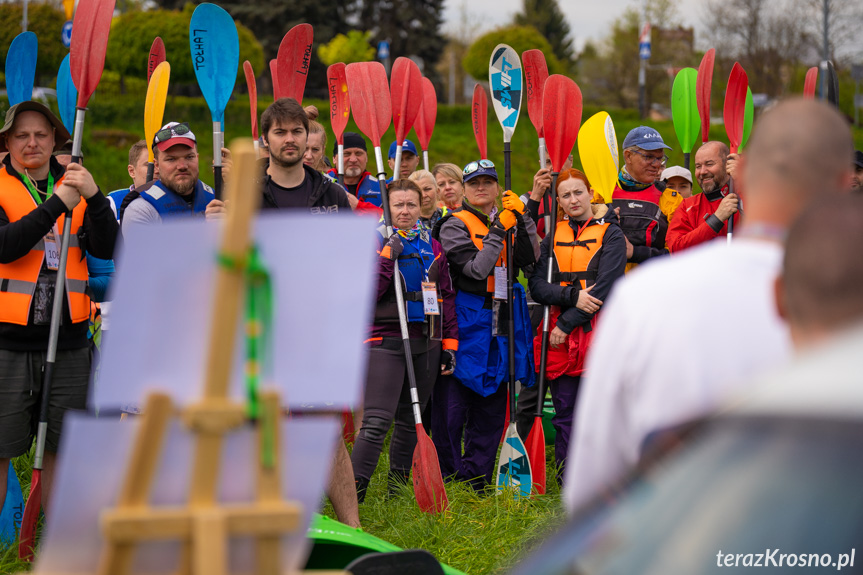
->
[[472, 84, 488, 160], [147, 36, 166, 83], [525, 417, 546, 495], [18, 469, 42, 560], [696, 48, 715, 144], [522, 49, 549, 138], [270, 58, 280, 100], [390, 57, 423, 142], [543, 75, 583, 172], [327, 63, 351, 145], [70, 0, 116, 108], [414, 77, 437, 151], [412, 424, 448, 513], [276, 23, 314, 104], [345, 61, 391, 147], [803, 66, 818, 99], [723, 62, 749, 154], [243, 60, 258, 140], [342, 410, 355, 444]]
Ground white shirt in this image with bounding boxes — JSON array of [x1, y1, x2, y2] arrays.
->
[[563, 236, 791, 513]]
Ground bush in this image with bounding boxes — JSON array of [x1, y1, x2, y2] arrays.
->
[[462, 25, 564, 82], [0, 4, 68, 85]]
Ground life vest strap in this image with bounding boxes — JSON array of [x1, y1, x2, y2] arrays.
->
[[0, 278, 35, 294], [555, 238, 598, 251], [552, 271, 597, 285], [31, 235, 80, 251]]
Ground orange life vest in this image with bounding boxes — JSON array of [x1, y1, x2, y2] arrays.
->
[[0, 169, 90, 326], [552, 218, 611, 289], [451, 209, 507, 294]]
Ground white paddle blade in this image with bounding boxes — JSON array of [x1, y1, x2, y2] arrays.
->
[[496, 423, 532, 498], [489, 44, 523, 143]]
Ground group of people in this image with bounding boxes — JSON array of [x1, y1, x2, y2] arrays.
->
[[1, 91, 861, 534]]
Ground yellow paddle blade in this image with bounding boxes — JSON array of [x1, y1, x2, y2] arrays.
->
[[578, 111, 619, 203], [144, 61, 171, 162]]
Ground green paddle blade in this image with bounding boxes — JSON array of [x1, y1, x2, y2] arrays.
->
[[671, 67, 700, 155], [739, 87, 754, 152]]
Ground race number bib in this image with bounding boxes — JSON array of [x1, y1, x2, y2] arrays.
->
[[44, 227, 60, 271], [422, 281, 439, 315], [494, 266, 507, 300]]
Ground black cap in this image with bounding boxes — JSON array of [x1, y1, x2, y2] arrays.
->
[[855, 150, 863, 170], [333, 132, 367, 156]]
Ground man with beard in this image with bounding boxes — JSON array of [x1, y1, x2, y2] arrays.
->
[[120, 122, 224, 231], [852, 150, 863, 193], [666, 141, 741, 253], [259, 98, 350, 213], [328, 132, 381, 207]]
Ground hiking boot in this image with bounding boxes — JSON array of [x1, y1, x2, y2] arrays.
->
[[355, 476, 370, 504]]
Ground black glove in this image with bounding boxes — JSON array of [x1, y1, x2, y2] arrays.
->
[[380, 234, 403, 261], [440, 349, 456, 375]]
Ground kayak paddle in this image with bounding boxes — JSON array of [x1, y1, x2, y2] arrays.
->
[[528, 75, 583, 496], [189, 3, 239, 201], [578, 111, 619, 204], [270, 58, 280, 100], [825, 61, 839, 108], [414, 77, 437, 172], [327, 62, 350, 187], [276, 23, 314, 103], [472, 84, 488, 160], [739, 87, 754, 152], [345, 61, 448, 513], [5, 31, 38, 106], [522, 48, 551, 231], [144, 61, 170, 182], [19, 0, 116, 560], [147, 36, 165, 83], [56, 54, 77, 135], [243, 60, 259, 154], [803, 66, 818, 99], [490, 43, 531, 498], [723, 62, 748, 243], [671, 67, 700, 171], [390, 56, 423, 178], [696, 48, 715, 145]]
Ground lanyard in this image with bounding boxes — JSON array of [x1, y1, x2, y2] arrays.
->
[[19, 171, 54, 205]]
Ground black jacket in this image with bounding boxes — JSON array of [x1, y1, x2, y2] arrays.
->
[[258, 160, 351, 213]]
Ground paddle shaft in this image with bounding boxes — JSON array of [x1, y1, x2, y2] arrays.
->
[[423, 150, 429, 172], [213, 120, 223, 200], [538, 137, 551, 232], [337, 144, 345, 187], [684, 152, 690, 172], [535, 172, 558, 418], [506, 228, 516, 421], [147, 162, 155, 182]]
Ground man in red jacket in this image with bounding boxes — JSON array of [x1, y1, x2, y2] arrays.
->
[[667, 141, 741, 253]]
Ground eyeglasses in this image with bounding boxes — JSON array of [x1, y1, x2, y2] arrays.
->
[[630, 149, 668, 166], [154, 123, 192, 144], [463, 159, 495, 175]]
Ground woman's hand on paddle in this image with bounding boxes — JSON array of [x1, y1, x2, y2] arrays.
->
[[205, 198, 227, 220], [530, 168, 552, 201], [550, 326, 568, 347], [574, 285, 602, 314]]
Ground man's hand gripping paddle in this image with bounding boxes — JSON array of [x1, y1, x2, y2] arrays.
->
[[243, 61, 259, 154], [528, 75, 583, 496], [723, 62, 748, 244], [345, 61, 448, 514], [523, 49, 552, 231], [489, 44, 531, 497], [414, 77, 437, 171], [144, 61, 170, 183], [276, 24, 314, 103], [390, 57, 423, 178], [327, 63, 350, 187], [671, 67, 700, 171], [19, 0, 116, 560], [472, 84, 489, 160], [190, 3, 239, 200], [147, 36, 165, 83], [5, 31, 37, 106], [696, 48, 715, 145]]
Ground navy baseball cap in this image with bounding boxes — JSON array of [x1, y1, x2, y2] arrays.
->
[[462, 159, 498, 183], [388, 139, 418, 158], [622, 126, 671, 151]]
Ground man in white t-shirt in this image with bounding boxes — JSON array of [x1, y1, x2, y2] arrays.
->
[[564, 98, 855, 514]]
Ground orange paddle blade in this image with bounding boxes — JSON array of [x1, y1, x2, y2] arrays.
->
[[472, 84, 488, 160], [18, 469, 42, 560], [412, 425, 448, 513]]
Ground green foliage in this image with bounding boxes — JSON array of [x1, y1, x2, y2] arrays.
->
[[463, 26, 564, 82], [318, 31, 374, 67], [513, 0, 575, 69], [104, 5, 264, 87], [0, 3, 68, 85]]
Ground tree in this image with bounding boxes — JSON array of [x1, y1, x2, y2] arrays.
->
[[318, 31, 375, 67], [513, 0, 574, 69], [462, 25, 564, 82], [0, 3, 67, 86]]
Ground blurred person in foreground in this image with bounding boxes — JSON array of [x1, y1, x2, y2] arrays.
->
[[564, 98, 855, 514]]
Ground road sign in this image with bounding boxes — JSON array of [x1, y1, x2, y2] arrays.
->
[[63, 0, 75, 20], [61, 20, 73, 48], [639, 22, 651, 60], [377, 41, 390, 60]]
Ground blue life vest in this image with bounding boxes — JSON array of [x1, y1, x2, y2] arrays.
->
[[139, 180, 214, 217], [375, 226, 437, 324], [108, 186, 133, 221], [328, 170, 381, 206]]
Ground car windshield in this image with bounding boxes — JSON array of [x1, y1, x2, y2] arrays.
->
[[516, 418, 863, 575]]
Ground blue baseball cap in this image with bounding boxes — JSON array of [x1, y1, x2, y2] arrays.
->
[[622, 126, 672, 151], [462, 159, 498, 183], [388, 139, 418, 158]]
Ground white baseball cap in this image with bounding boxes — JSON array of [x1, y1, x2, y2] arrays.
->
[[660, 166, 692, 183]]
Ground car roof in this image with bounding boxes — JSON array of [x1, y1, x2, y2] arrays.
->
[[725, 323, 863, 419]]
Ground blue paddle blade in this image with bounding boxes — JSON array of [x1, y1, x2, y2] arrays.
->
[[189, 3, 239, 124], [57, 55, 77, 134], [5, 31, 38, 106]]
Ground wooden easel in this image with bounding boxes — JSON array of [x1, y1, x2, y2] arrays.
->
[[35, 140, 344, 575]]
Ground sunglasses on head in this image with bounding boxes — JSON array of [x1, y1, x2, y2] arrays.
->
[[463, 159, 495, 175], [154, 123, 192, 144]]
